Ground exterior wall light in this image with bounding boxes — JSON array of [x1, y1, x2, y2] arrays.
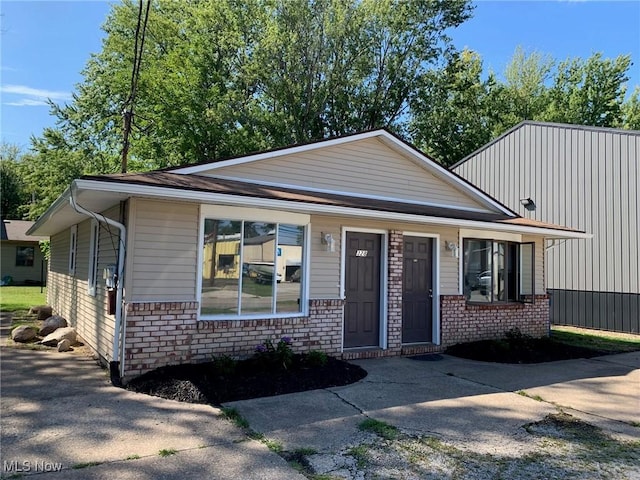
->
[[520, 197, 536, 211]]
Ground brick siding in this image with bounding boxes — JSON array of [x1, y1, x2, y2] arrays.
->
[[123, 299, 344, 379], [440, 294, 550, 346]]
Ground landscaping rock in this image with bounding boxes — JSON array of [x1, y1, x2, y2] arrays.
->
[[57, 339, 72, 352], [40, 327, 77, 347], [11, 325, 37, 343], [29, 305, 53, 320], [39, 315, 68, 336]]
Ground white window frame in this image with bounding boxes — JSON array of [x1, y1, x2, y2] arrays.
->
[[68, 225, 78, 275], [87, 220, 99, 296], [197, 205, 311, 321]]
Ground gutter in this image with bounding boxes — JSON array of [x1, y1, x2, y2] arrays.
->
[[69, 184, 126, 385]]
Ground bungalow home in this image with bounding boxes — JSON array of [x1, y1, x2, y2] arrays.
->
[[27, 130, 588, 382], [1, 219, 47, 285]]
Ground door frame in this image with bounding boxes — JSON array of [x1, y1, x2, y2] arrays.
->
[[340, 227, 388, 351], [403, 231, 441, 345]]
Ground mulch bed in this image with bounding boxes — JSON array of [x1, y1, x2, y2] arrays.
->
[[126, 354, 367, 405], [445, 336, 607, 364]]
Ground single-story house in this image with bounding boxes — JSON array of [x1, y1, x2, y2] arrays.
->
[[453, 121, 639, 334], [1, 219, 47, 285], [27, 129, 588, 382]]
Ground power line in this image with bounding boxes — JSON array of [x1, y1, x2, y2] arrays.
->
[[121, 0, 151, 173]]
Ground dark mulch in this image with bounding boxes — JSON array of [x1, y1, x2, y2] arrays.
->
[[126, 354, 367, 405], [445, 335, 609, 364]]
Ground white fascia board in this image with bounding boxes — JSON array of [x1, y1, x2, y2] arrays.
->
[[74, 179, 591, 240], [173, 130, 386, 174], [26, 187, 72, 236]]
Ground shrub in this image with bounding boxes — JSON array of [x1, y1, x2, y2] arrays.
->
[[306, 350, 328, 367], [211, 355, 237, 376], [254, 336, 294, 370]]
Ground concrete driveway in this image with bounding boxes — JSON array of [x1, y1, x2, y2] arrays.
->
[[225, 352, 640, 455], [0, 347, 304, 479]]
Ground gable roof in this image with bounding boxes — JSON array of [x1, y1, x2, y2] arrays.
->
[[27, 129, 590, 239], [451, 121, 640, 170], [171, 129, 517, 217], [1, 220, 47, 242]]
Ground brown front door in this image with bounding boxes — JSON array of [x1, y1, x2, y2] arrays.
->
[[402, 236, 433, 343], [344, 232, 381, 348]]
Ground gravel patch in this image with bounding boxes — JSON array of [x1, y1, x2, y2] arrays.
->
[[288, 412, 640, 479]]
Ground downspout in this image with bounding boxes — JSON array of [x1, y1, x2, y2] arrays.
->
[[69, 187, 126, 385]]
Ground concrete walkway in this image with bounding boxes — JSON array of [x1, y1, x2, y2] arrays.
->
[[0, 347, 304, 479], [225, 352, 640, 455]]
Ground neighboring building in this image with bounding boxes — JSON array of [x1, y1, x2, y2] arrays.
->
[[453, 121, 639, 334], [1, 219, 47, 285], [27, 129, 587, 382]]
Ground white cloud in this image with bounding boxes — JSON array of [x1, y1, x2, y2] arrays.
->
[[1, 84, 72, 107], [5, 99, 50, 107]]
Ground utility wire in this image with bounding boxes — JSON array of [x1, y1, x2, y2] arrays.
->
[[121, 0, 151, 173]]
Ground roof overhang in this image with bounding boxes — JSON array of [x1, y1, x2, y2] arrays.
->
[[26, 184, 130, 236], [28, 177, 590, 240]]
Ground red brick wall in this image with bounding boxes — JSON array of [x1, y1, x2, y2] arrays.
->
[[440, 294, 550, 346], [123, 299, 344, 379]]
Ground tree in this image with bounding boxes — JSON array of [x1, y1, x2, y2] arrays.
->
[[410, 49, 495, 166], [543, 53, 631, 127], [40, 0, 472, 170], [0, 143, 28, 219]]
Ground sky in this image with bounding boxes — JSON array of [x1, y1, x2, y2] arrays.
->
[[1, 0, 639, 151]]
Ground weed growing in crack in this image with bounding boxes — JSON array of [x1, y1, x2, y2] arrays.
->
[[359, 418, 399, 440]]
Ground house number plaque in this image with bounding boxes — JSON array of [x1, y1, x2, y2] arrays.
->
[[355, 250, 368, 257]]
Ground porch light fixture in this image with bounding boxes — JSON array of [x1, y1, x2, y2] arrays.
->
[[445, 241, 459, 258], [520, 197, 536, 211], [321, 232, 336, 252]]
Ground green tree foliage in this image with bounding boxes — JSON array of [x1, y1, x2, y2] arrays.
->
[[412, 47, 639, 166], [0, 144, 29, 220], [45, 0, 471, 169], [410, 49, 496, 166]]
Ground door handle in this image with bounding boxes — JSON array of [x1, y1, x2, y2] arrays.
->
[[428, 288, 433, 298]]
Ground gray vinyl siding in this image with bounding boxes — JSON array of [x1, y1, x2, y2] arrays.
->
[[202, 138, 488, 212], [47, 206, 119, 361], [128, 198, 199, 301], [455, 122, 640, 332]]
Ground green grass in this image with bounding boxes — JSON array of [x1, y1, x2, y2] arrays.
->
[[359, 418, 400, 440], [0, 286, 46, 313], [72, 461, 102, 469], [220, 407, 250, 429], [551, 328, 640, 353], [158, 448, 177, 457], [348, 445, 369, 468]]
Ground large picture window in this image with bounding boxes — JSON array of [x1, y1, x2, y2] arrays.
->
[[463, 238, 534, 304], [200, 219, 306, 318]]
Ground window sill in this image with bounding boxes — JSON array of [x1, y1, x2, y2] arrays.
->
[[198, 311, 308, 322], [465, 301, 527, 310]]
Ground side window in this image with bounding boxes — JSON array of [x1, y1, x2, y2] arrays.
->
[[88, 220, 99, 296], [69, 225, 78, 275], [463, 238, 535, 304], [16, 246, 35, 267]]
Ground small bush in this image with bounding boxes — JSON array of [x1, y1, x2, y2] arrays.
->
[[254, 336, 294, 370], [306, 350, 328, 367], [211, 355, 237, 376]]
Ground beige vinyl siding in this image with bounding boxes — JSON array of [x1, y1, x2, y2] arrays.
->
[[47, 206, 119, 361], [309, 215, 461, 298], [128, 198, 199, 301], [455, 123, 639, 295], [0, 241, 45, 284], [522, 235, 545, 294], [204, 138, 487, 211]]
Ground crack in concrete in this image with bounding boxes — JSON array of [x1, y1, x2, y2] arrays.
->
[[325, 388, 365, 415]]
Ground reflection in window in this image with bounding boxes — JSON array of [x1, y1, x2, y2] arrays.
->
[[16, 246, 35, 267], [200, 219, 305, 317], [463, 238, 534, 304]]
